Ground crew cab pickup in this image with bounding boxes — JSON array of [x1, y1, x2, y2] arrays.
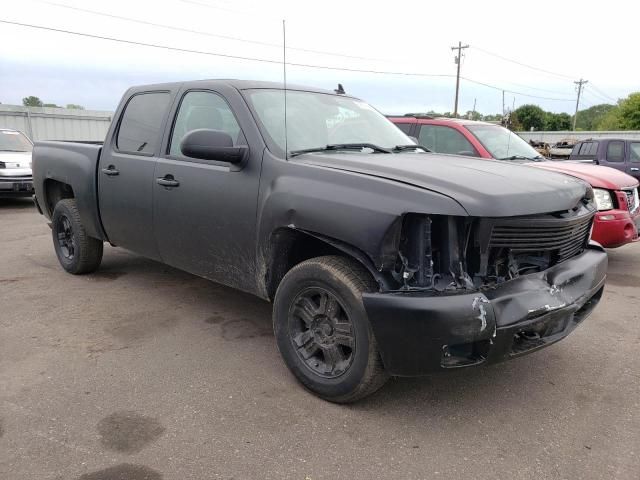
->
[[390, 116, 640, 248], [33, 80, 607, 402], [570, 138, 640, 182]]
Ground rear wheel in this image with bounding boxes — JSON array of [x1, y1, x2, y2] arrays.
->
[[51, 199, 103, 274], [273, 256, 388, 403]]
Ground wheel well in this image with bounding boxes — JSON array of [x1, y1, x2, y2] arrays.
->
[[265, 228, 375, 300], [44, 179, 74, 216]]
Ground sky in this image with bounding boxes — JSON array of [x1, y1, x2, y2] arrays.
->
[[0, 0, 636, 115]]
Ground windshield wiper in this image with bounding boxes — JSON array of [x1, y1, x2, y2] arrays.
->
[[0, 149, 30, 152], [289, 143, 392, 157], [499, 155, 539, 161], [392, 144, 431, 153]]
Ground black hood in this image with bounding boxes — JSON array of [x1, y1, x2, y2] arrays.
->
[[294, 152, 589, 217]]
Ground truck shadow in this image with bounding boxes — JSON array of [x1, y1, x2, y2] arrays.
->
[[0, 198, 34, 210]]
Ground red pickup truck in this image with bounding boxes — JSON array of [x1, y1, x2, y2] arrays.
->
[[390, 116, 640, 248]]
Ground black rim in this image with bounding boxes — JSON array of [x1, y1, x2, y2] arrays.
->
[[56, 215, 75, 260], [288, 287, 355, 378]]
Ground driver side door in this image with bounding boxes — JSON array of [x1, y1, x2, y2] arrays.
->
[[152, 89, 261, 293]]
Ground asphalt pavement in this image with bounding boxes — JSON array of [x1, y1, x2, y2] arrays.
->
[[1, 197, 639, 480]]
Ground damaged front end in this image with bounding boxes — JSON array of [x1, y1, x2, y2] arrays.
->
[[364, 197, 607, 376]]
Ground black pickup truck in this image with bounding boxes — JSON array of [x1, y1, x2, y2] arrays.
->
[[33, 80, 607, 402]]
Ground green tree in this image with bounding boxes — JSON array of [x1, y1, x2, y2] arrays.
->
[[66, 104, 85, 110], [465, 110, 482, 121], [22, 96, 43, 107], [616, 92, 640, 129], [513, 104, 545, 131], [575, 104, 616, 130], [544, 112, 572, 131], [43, 103, 60, 108]]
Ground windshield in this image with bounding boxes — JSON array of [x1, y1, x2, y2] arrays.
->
[[244, 89, 411, 155], [0, 130, 33, 152], [466, 124, 541, 160]]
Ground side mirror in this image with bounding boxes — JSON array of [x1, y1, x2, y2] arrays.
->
[[180, 129, 248, 164]]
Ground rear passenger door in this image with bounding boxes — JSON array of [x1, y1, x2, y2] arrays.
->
[[152, 88, 261, 293], [417, 124, 479, 156], [98, 90, 173, 260]]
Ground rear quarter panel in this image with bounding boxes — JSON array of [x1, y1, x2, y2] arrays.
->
[[33, 141, 105, 239]]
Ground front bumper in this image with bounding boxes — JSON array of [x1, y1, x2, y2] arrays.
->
[[591, 209, 639, 248], [363, 246, 608, 376], [0, 174, 34, 197]]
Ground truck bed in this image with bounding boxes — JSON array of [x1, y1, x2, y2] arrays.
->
[[32, 141, 105, 240]]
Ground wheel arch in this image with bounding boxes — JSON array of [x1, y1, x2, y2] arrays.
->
[[263, 227, 392, 301]]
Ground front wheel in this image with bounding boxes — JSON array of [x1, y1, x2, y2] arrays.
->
[[273, 256, 388, 403], [51, 199, 103, 274]]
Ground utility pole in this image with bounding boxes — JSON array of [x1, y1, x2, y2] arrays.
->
[[451, 41, 469, 118], [472, 98, 477, 119], [573, 78, 588, 131], [502, 90, 505, 117]]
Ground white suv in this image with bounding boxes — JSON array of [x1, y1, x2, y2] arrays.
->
[[0, 129, 34, 197]]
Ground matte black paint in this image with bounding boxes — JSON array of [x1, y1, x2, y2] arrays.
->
[[32, 79, 606, 376], [363, 246, 607, 376]]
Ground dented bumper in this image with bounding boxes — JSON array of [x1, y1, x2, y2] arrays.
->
[[362, 245, 607, 376]]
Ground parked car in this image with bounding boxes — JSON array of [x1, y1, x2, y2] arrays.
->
[[0, 128, 34, 197], [390, 116, 640, 248], [33, 80, 606, 402], [569, 138, 640, 180]]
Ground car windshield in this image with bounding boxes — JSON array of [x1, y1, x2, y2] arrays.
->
[[0, 130, 33, 152], [244, 89, 412, 156], [466, 124, 542, 160]]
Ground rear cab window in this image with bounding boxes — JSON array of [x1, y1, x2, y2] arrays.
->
[[116, 92, 172, 155]]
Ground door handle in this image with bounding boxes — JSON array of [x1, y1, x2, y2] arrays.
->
[[630, 168, 639, 172], [156, 175, 180, 187], [101, 165, 120, 176]]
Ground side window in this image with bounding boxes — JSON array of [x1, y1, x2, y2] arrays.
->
[[169, 91, 244, 157], [116, 92, 171, 154], [578, 142, 591, 155], [418, 125, 477, 156], [630, 142, 640, 163], [394, 123, 413, 135], [571, 143, 583, 157], [606, 141, 625, 162]]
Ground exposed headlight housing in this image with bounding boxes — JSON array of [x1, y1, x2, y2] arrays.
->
[[593, 188, 613, 211]]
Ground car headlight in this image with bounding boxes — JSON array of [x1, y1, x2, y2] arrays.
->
[[593, 188, 613, 211]]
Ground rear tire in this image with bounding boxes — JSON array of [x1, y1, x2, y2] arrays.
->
[[273, 255, 388, 403], [51, 199, 103, 274]]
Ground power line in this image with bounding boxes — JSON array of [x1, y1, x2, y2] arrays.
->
[[460, 77, 574, 101], [33, 0, 393, 63], [471, 46, 575, 80], [0, 19, 455, 78], [582, 87, 613, 105], [589, 83, 618, 103]]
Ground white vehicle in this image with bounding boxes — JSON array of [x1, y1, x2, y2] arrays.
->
[[0, 129, 34, 197]]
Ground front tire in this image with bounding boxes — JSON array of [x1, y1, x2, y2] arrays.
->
[[273, 256, 388, 403], [51, 199, 103, 274]]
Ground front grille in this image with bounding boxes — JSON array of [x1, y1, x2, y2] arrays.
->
[[472, 204, 595, 281], [0, 175, 32, 183], [624, 187, 639, 213], [489, 213, 592, 262]]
